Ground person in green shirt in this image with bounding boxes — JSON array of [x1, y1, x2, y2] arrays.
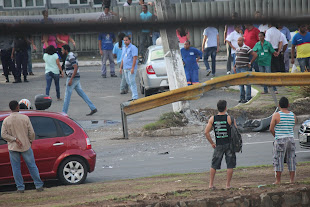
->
[[253, 32, 278, 94]]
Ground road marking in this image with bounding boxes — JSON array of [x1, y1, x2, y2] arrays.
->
[[99, 96, 115, 99], [295, 151, 310, 154], [244, 139, 299, 145]]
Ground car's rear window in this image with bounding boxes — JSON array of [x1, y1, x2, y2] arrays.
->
[[58, 121, 74, 136], [150, 50, 164, 61]]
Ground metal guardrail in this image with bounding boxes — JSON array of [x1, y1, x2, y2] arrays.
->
[[120, 72, 310, 138]]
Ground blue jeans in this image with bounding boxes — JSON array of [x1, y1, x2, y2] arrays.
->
[[231, 53, 236, 73], [9, 148, 43, 191], [62, 77, 96, 114], [124, 69, 138, 100], [258, 65, 277, 93], [152, 32, 160, 45], [101, 50, 115, 76], [46, 72, 60, 99], [297, 57, 310, 72], [204, 47, 217, 75], [27, 47, 32, 73], [236, 67, 251, 101], [249, 54, 259, 72]]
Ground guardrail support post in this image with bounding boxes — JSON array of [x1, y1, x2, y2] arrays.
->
[[120, 104, 129, 139]]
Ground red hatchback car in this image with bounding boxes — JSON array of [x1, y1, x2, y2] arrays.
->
[[0, 110, 96, 185]]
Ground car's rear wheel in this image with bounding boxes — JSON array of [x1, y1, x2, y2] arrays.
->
[[58, 157, 88, 185], [144, 88, 153, 97]]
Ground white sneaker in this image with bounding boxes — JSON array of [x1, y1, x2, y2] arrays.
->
[[227, 71, 231, 75]]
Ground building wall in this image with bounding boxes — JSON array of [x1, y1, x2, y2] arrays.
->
[[1, 0, 308, 54]]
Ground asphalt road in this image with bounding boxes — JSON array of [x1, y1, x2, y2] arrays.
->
[[1, 62, 309, 190]]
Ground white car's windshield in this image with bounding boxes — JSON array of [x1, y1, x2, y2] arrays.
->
[[150, 49, 164, 61]]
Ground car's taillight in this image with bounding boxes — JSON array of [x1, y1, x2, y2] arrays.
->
[[82, 130, 92, 149], [146, 65, 155, 74]]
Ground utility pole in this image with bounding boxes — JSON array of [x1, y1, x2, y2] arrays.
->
[[155, 0, 190, 113]]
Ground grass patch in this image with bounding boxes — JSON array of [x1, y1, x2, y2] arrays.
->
[[143, 112, 187, 131]]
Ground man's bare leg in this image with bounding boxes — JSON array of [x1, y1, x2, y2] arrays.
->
[[209, 168, 216, 188], [274, 171, 282, 184], [290, 171, 295, 183], [226, 168, 233, 188]]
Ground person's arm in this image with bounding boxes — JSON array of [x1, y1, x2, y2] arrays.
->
[[56, 36, 67, 45], [291, 45, 296, 64], [250, 51, 258, 64], [196, 48, 203, 62], [186, 30, 190, 41], [283, 44, 288, 53], [56, 59, 64, 77], [11, 47, 14, 59], [277, 41, 283, 55], [120, 59, 123, 74], [202, 35, 207, 52], [226, 41, 235, 51], [28, 37, 37, 51], [131, 56, 137, 74], [69, 36, 76, 47], [42, 34, 49, 47], [269, 112, 280, 137], [216, 34, 219, 53], [98, 39, 103, 56], [204, 116, 216, 149]]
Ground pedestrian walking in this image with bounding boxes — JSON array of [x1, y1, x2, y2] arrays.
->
[[265, 24, 283, 72], [113, 33, 129, 94], [61, 45, 97, 116], [1, 100, 44, 193], [139, 5, 152, 57], [181, 41, 202, 85], [225, 25, 242, 74], [269, 97, 296, 185], [234, 37, 257, 103], [120, 36, 139, 101], [278, 25, 291, 72], [205, 100, 237, 190], [202, 26, 219, 77], [98, 32, 117, 78], [0, 35, 15, 83], [244, 24, 260, 72], [291, 24, 310, 72], [253, 32, 277, 94], [224, 12, 239, 74], [43, 45, 64, 100], [12, 34, 29, 83]]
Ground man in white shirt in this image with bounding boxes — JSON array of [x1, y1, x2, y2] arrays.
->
[[123, 0, 132, 6], [225, 25, 242, 74], [202, 27, 219, 77], [265, 24, 283, 72]]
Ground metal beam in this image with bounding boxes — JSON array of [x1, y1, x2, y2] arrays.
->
[[121, 72, 310, 116]]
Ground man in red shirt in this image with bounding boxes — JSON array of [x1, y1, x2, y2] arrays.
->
[[244, 24, 260, 72]]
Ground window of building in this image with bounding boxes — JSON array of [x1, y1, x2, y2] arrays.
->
[[69, 0, 88, 5], [4, 0, 45, 7]]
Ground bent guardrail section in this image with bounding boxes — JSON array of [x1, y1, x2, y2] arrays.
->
[[120, 72, 310, 138]]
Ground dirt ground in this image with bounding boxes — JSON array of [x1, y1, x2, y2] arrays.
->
[[1, 162, 310, 207]]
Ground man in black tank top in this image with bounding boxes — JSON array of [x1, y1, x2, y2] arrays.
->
[[205, 100, 236, 189]]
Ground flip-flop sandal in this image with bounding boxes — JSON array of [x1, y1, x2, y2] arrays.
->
[[209, 186, 216, 191]]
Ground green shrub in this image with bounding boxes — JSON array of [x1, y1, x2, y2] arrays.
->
[[143, 112, 187, 131]]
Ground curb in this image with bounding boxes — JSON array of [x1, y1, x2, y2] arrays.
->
[[0, 56, 228, 70]]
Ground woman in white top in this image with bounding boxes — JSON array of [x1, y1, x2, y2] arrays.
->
[[43, 45, 64, 100]]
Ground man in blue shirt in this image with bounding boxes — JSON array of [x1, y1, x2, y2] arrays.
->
[[98, 32, 117, 78], [181, 41, 203, 85], [139, 5, 152, 57], [120, 36, 139, 101]]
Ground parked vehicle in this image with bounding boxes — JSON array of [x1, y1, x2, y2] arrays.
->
[[138, 44, 184, 97], [0, 110, 96, 185], [298, 119, 310, 149]]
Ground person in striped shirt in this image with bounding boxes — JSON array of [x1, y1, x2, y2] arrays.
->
[[269, 97, 296, 185]]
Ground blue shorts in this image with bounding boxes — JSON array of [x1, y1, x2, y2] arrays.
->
[[185, 68, 199, 85]]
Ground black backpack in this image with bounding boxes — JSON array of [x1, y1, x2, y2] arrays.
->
[[230, 116, 242, 153]]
